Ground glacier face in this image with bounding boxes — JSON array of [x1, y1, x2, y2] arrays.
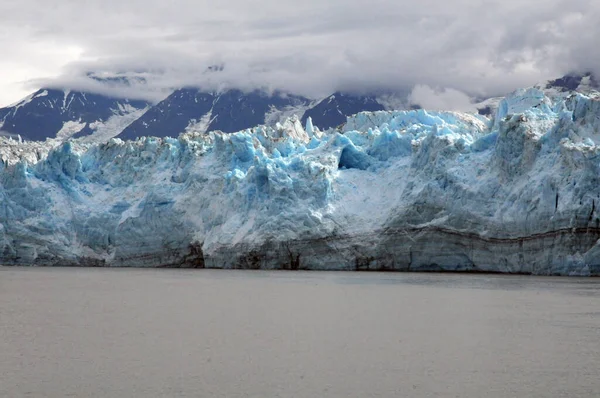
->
[[2, 88, 600, 275]]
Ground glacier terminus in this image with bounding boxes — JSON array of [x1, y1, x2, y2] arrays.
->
[[2, 86, 600, 275]]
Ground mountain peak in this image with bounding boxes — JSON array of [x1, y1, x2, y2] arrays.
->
[[0, 88, 149, 141]]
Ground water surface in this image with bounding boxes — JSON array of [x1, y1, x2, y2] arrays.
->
[[1, 268, 599, 397]]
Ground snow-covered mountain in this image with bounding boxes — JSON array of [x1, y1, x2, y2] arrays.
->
[[118, 89, 417, 139], [0, 88, 150, 142], [2, 83, 600, 275], [117, 88, 310, 139]]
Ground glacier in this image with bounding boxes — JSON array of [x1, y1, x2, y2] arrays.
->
[[2, 87, 600, 275]]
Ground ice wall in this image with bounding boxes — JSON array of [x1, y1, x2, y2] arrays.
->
[[2, 90, 600, 275]]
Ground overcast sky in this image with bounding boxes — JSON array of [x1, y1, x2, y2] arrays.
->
[[0, 0, 598, 109]]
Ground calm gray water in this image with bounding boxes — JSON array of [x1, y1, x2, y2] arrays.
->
[[1, 268, 599, 398]]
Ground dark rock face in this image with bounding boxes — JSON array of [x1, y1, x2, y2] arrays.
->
[[477, 106, 494, 116], [548, 74, 585, 91], [208, 90, 307, 133], [118, 89, 309, 139], [0, 89, 148, 141], [301, 92, 385, 130]]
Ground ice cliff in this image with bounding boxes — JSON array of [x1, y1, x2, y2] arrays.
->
[[2, 87, 600, 275]]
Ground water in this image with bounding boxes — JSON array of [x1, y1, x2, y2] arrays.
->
[[1, 268, 599, 398]]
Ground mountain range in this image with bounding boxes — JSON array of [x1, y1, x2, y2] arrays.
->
[[0, 72, 597, 142]]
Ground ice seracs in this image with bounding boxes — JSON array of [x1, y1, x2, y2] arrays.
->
[[1, 87, 600, 275]]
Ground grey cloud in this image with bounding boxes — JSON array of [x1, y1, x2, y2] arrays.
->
[[1, 0, 599, 106], [409, 85, 476, 112]]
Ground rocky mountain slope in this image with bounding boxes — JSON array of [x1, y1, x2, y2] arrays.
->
[[117, 89, 310, 139], [0, 88, 149, 142]]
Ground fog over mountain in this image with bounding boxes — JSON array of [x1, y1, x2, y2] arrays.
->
[[1, 0, 599, 109]]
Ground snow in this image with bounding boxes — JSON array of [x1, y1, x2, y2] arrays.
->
[[2, 87, 600, 274], [185, 110, 214, 134], [57, 120, 87, 140], [6, 90, 49, 117], [62, 90, 71, 110], [77, 104, 150, 144], [264, 102, 313, 126], [34, 90, 49, 99]]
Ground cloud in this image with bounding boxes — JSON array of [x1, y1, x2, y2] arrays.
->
[[409, 85, 476, 112], [0, 0, 599, 107]]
